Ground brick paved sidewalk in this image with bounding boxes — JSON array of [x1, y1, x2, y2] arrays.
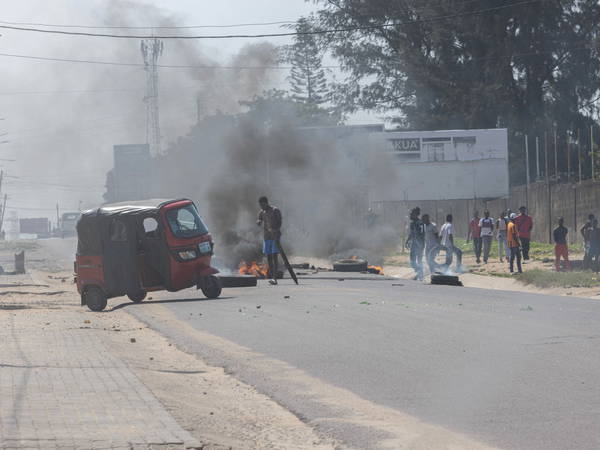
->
[[0, 310, 200, 449]]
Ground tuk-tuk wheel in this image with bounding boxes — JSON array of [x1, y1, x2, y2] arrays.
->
[[127, 291, 147, 303], [84, 286, 107, 312], [201, 275, 222, 299]]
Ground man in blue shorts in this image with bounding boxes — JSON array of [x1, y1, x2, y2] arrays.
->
[[257, 196, 282, 284]]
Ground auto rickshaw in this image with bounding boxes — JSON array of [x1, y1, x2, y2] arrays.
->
[[75, 198, 221, 311]]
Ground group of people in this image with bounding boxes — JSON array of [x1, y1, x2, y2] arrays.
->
[[467, 206, 533, 274], [407, 205, 600, 280], [406, 207, 463, 280]]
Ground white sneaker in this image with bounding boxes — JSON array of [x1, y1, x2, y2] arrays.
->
[[269, 279, 278, 285]]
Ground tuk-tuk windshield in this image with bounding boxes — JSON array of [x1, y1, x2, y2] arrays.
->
[[165, 204, 209, 238]]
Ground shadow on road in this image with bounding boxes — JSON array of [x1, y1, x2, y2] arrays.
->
[[108, 296, 236, 311]]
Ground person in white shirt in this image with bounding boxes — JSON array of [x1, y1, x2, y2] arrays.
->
[[440, 214, 462, 269], [422, 214, 438, 272], [478, 210, 494, 264]]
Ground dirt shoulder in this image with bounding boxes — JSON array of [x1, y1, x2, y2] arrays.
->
[[1, 264, 334, 449], [384, 249, 600, 300]]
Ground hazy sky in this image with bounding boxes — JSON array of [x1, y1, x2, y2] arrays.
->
[[0, 1, 375, 220]]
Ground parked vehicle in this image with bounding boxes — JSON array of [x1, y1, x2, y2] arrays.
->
[[60, 212, 81, 238], [75, 199, 221, 311]]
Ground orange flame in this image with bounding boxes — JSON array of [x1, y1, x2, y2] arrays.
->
[[239, 261, 269, 278], [368, 265, 384, 275]]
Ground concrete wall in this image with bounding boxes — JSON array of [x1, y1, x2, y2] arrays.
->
[[373, 180, 600, 245]]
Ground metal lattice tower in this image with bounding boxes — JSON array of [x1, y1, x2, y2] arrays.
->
[[141, 38, 163, 156]]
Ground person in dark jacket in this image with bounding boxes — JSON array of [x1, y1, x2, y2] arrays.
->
[[257, 196, 282, 284], [553, 217, 571, 272], [405, 207, 425, 280]]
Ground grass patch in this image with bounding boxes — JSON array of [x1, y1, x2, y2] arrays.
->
[[515, 269, 600, 289]]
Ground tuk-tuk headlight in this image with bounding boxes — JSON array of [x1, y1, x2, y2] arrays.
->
[[178, 250, 197, 261]]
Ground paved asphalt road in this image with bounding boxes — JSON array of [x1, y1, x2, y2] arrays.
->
[[119, 275, 600, 449]]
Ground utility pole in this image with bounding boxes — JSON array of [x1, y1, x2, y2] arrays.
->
[[525, 135, 530, 208], [567, 135, 571, 183], [525, 135, 530, 185], [141, 38, 164, 156], [544, 132, 549, 184], [578, 129, 582, 183], [592, 125, 596, 182], [536, 137, 541, 181], [554, 129, 558, 181], [0, 194, 7, 236]]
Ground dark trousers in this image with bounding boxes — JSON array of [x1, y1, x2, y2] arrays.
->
[[510, 246, 522, 273], [473, 237, 482, 262], [410, 242, 424, 280], [521, 237, 531, 260], [482, 235, 493, 262]]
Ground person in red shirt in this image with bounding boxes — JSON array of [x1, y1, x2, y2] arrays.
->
[[467, 211, 482, 263], [514, 206, 533, 260]]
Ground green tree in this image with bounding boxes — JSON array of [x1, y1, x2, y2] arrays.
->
[[284, 17, 330, 106], [313, 0, 600, 183]]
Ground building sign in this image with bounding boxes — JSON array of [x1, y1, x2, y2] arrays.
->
[[390, 138, 421, 152]]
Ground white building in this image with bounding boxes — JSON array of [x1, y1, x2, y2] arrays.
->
[[368, 128, 509, 201]]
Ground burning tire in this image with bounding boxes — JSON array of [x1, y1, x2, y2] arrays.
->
[[201, 275, 223, 299], [333, 258, 368, 272]]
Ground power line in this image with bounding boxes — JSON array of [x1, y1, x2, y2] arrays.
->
[[0, 19, 297, 30], [0, 88, 139, 96], [0, 52, 293, 69], [0, 1, 543, 39]]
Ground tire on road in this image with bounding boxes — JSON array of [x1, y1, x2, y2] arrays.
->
[[218, 275, 258, 288], [83, 286, 108, 312], [127, 291, 147, 303], [333, 259, 368, 272], [431, 274, 463, 286]]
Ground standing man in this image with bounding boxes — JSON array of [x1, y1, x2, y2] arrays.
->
[[479, 210, 494, 264], [514, 206, 533, 260], [440, 214, 463, 270], [405, 207, 425, 280], [581, 214, 595, 270], [467, 211, 482, 263], [422, 214, 439, 273], [553, 217, 571, 272], [257, 196, 282, 285], [496, 211, 509, 263], [507, 213, 523, 274]]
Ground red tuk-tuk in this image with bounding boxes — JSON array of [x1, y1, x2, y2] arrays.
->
[[75, 199, 221, 311]]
